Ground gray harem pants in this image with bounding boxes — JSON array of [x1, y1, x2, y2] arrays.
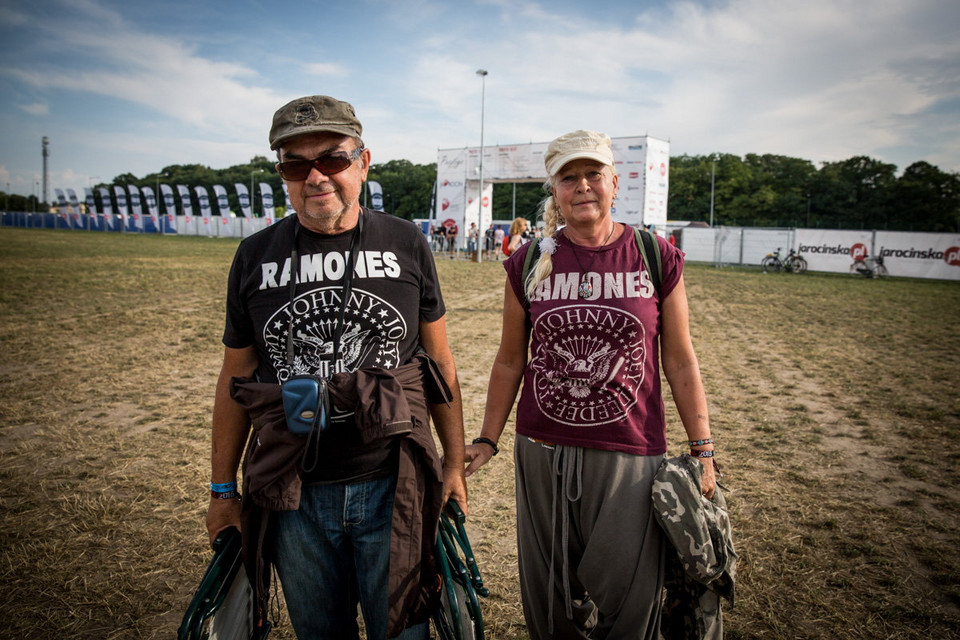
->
[[515, 436, 666, 640]]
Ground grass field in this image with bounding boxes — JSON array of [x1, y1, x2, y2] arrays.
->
[[1, 228, 958, 639]]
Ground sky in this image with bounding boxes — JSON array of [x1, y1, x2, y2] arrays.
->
[[1, 0, 958, 199]]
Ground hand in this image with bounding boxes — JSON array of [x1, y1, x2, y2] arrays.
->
[[206, 497, 241, 547], [464, 442, 496, 478], [442, 465, 468, 518], [699, 458, 717, 500]]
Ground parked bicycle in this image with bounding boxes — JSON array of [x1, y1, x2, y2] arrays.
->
[[849, 254, 888, 278], [761, 248, 808, 274]]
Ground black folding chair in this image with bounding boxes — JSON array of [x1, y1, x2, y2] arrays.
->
[[432, 503, 489, 640], [178, 527, 270, 640]]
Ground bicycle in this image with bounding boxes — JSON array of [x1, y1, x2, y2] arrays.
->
[[849, 254, 888, 278], [761, 248, 808, 274]]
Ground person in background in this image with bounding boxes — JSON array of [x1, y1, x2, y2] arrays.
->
[[504, 216, 528, 257], [206, 94, 467, 639], [467, 222, 478, 255], [494, 224, 506, 260], [485, 223, 496, 257], [464, 129, 716, 639]]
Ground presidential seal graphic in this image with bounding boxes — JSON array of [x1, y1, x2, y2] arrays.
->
[[264, 286, 406, 381], [530, 304, 645, 427]]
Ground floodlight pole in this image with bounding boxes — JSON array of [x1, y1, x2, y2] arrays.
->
[[475, 69, 487, 263], [709, 155, 716, 228]]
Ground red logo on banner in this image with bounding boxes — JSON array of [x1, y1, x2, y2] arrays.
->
[[946, 247, 960, 266], [482, 196, 489, 208], [629, 172, 639, 179], [850, 243, 868, 260], [660, 163, 667, 177], [441, 198, 450, 211]]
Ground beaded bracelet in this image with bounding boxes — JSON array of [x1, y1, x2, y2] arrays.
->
[[691, 449, 715, 459], [210, 481, 238, 493], [689, 438, 713, 447]]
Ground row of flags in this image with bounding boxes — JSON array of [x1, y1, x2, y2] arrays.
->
[[52, 181, 385, 230], [54, 182, 280, 221]]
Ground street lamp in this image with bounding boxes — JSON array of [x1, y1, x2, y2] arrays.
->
[[475, 69, 488, 263], [709, 154, 717, 227]]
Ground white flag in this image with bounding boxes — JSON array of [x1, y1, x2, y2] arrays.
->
[[177, 185, 193, 218], [260, 182, 275, 221], [367, 181, 384, 211]]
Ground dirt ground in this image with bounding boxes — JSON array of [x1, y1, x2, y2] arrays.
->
[[0, 229, 958, 639]]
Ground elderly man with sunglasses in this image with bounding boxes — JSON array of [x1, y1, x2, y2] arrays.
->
[[205, 95, 467, 639]]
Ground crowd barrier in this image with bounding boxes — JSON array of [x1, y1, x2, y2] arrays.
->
[[1, 211, 274, 238], [4, 212, 958, 281], [668, 225, 960, 281]]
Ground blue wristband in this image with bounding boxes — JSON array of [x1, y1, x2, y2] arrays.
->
[[210, 481, 237, 493]]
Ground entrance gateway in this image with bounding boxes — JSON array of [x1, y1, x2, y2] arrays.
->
[[434, 136, 669, 241]]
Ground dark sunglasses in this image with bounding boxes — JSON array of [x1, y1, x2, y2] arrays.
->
[[276, 146, 364, 181]]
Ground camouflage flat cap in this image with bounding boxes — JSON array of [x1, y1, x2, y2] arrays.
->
[[269, 95, 363, 150]]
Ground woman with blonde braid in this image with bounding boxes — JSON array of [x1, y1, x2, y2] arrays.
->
[[464, 130, 716, 639]]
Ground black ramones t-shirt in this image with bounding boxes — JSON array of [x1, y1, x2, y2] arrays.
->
[[223, 209, 446, 483]]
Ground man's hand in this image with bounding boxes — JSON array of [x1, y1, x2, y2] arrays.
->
[[206, 498, 241, 547], [442, 464, 468, 518]]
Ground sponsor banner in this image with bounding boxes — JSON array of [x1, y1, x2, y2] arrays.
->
[[113, 185, 129, 229], [212, 185, 230, 217], [54, 189, 69, 226], [436, 148, 468, 230], [66, 188, 83, 228], [128, 185, 144, 230], [795, 229, 874, 272], [612, 138, 646, 228], [84, 187, 97, 215], [367, 181, 383, 211], [98, 188, 113, 229], [642, 137, 670, 230], [195, 186, 213, 236], [160, 184, 176, 232], [177, 185, 194, 218], [873, 231, 960, 280], [235, 183, 252, 218], [259, 182, 274, 221], [142, 186, 160, 231]]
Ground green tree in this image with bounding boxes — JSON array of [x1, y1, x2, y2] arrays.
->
[[890, 161, 960, 232]]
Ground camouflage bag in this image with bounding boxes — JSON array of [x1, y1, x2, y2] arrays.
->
[[652, 454, 737, 640]]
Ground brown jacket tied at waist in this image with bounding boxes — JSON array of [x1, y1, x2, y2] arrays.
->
[[231, 351, 453, 638]]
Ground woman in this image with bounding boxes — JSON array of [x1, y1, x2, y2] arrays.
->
[[504, 216, 528, 257], [465, 130, 717, 639]]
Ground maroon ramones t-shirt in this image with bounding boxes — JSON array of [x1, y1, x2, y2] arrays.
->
[[504, 228, 683, 456]]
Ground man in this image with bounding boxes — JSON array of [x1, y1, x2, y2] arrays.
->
[[205, 95, 467, 639], [467, 222, 478, 254]]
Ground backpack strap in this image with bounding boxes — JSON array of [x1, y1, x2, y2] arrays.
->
[[521, 238, 542, 307], [634, 228, 662, 296], [523, 229, 660, 306]]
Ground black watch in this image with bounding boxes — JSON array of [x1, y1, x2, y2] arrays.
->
[[472, 437, 499, 456]]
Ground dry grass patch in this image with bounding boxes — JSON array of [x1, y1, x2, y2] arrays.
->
[[0, 229, 958, 639]]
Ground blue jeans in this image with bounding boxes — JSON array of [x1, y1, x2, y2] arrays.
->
[[268, 474, 430, 640]]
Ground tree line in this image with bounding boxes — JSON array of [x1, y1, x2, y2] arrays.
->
[[6, 153, 957, 233]]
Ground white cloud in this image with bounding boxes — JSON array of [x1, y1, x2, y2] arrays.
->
[[303, 63, 349, 77], [16, 102, 49, 116]]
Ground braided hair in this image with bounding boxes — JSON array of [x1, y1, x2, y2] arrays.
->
[[524, 181, 562, 301]]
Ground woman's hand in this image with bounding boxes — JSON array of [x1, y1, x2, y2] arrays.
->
[[699, 458, 717, 499], [464, 442, 497, 478]]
